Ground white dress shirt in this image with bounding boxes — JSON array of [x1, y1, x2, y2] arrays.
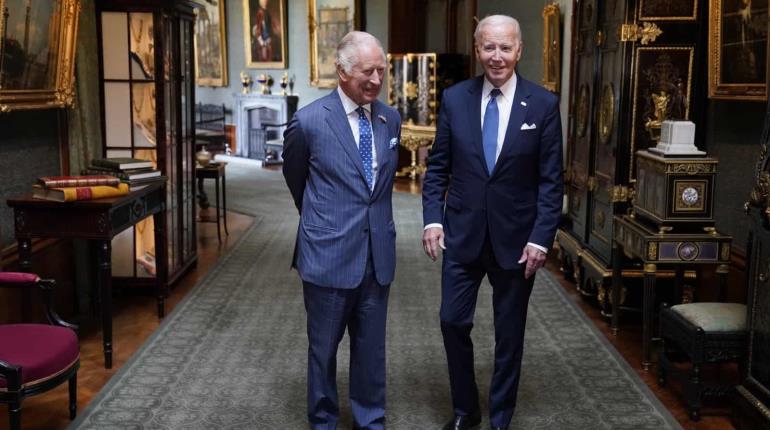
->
[[337, 87, 378, 186], [424, 75, 548, 254]]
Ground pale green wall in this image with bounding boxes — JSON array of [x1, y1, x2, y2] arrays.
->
[[196, 0, 389, 119]]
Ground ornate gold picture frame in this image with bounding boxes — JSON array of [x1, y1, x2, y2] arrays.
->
[[0, 0, 80, 111], [243, 0, 287, 69], [194, 0, 228, 86], [542, 3, 560, 93], [308, 0, 361, 88], [708, 0, 768, 101]]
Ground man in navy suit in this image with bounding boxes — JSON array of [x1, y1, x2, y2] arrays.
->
[[422, 15, 563, 430], [283, 31, 401, 430]]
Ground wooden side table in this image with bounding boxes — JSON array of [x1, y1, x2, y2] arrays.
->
[[7, 183, 167, 369], [196, 161, 228, 242], [611, 215, 732, 370]]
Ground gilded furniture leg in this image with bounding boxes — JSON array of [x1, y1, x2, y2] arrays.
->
[[642, 263, 657, 371], [153, 209, 168, 319], [611, 242, 623, 335], [97, 240, 112, 369]]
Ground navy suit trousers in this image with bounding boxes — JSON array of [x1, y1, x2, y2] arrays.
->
[[440, 237, 535, 428], [303, 257, 390, 430]]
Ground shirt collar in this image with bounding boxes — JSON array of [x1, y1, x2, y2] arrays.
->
[[482, 73, 517, 102], [337, 86, 371, 115]]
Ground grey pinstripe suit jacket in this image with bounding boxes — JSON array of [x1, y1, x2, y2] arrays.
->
[[282, 90, 402, 288]]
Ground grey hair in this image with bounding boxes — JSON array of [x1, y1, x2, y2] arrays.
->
[[474, 15, 522, 45], [335, 31, 386, 74]]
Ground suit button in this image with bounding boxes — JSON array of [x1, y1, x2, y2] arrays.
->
[[364, 228, 369, 233]]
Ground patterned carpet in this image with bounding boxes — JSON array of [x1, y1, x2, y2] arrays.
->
[[69, 161, 681, 429]]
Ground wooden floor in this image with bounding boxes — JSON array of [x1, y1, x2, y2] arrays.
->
[[4, 177, 735, 430]]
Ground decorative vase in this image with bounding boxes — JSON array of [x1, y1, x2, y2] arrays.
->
[[196, 146, 212, 167]]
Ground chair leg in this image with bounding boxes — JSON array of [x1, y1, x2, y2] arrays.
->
[[69, 373, 78, 420], [657, 338, 668, 387], [9, 401, 21, 430], [687, 363, 702, 421]]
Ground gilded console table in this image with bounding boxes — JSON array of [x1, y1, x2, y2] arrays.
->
[[7, 183, 167, 369], [396, 122, 435, 180], [611, 214, 731, 370]]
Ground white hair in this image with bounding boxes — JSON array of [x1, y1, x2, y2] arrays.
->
[[474, 15, 522, 45], [335, 31, 386, 74]]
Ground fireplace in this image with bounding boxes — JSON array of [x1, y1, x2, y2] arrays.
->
[[234, 94, 298, 160]]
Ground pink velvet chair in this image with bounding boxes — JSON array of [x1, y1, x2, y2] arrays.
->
[[0, 272, 80, 430]]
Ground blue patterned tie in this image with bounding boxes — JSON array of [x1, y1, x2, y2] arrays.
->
[[482, 89, 501, 174], [357, 106, 374, 191]]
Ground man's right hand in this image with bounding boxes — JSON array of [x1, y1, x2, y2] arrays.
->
[[422, 227, 445, 261]]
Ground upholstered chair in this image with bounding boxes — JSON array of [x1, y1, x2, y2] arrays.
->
[[658, 302, 746, 421], [0, 272, 80, 430]]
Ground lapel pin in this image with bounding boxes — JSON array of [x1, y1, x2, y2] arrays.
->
[[520, 101, 527, 106], [378, 114, 387, 123]]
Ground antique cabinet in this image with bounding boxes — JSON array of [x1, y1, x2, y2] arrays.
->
[[95, 0, 197, 291], [386, 53, 468, 179], [558, 0, 708, 308], [736, 100, 770, 429]]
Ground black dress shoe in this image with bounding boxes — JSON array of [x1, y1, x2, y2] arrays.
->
[[490, 427, 507, 430], [441, 411, 481, 430]]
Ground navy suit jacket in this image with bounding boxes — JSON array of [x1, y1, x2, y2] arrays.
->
[[422, 75, 563, 269], [283, 90, 402, 288]]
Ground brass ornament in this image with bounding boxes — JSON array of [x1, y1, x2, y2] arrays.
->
[[610, 185, 630, 202], [644, 90, 670, 141], [640, 22, 663, 45], [576, 85, 589, 137], [647, 242, 658, 260], [586, 176, 597, 192], [594, 210, 606, 229], [619, 22, 663, 45], [598, 84, 615, 145], [667, 163, 715, 174]]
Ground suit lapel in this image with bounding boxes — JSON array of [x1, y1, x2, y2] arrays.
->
[[371, 102, 389, 175], [467, 77, 488, 175], [494, 75, 532, 174], [323, 91, 369, 187]]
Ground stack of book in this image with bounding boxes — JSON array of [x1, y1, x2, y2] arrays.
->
[[84, 157, 164, 190], [32, 175, 130, 202]]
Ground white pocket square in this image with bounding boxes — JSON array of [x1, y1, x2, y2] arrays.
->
[[389, 137, 399, 149], [520, 123, 537, 130]]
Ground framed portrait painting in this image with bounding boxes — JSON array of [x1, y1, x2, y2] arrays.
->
[[242, 0, 287, 68], [194, 0, 228, 86], [308, 0, 362, 88], [0, 0, 80, 111], [708, 0, 768, 101]]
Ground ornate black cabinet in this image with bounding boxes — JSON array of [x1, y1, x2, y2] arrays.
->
[[96, 0, 197, 290], [558, 0, 708, 307], [737, 101, 770, 429]]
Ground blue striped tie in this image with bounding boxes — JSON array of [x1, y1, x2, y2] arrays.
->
[[482, 89, 501, 174], [357, 106, 374, 191]]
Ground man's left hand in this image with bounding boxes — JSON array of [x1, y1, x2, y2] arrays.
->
[[517, 245, 547, 279]]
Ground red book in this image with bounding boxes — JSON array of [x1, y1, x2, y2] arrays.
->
[[37, 175, 121, 188]]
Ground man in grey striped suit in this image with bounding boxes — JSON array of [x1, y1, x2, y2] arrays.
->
[[282, 31, 401, 430]]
